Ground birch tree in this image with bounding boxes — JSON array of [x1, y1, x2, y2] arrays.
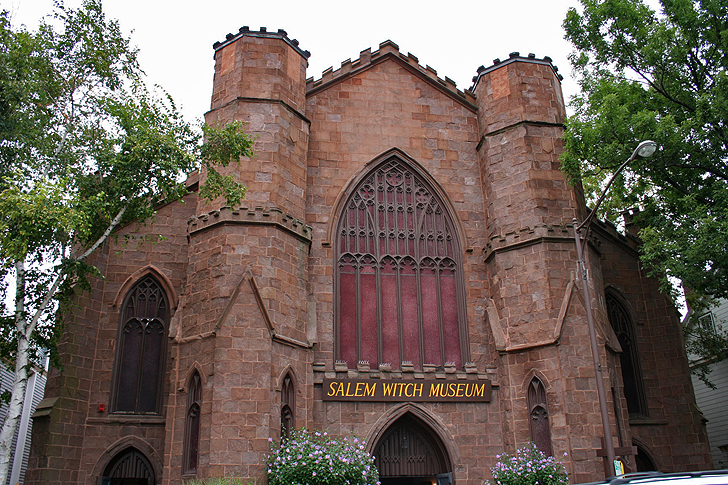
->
[[0, 2, 253, 482]]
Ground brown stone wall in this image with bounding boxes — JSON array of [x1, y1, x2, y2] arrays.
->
[[211, 29, 308, 116], [204, 30, 310, 220], [310, 393, 504, 484], [471, 58, 612, 481], [27, 190, 197, 485], [596, 224, 712, 471]]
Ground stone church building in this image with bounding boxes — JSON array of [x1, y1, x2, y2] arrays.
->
[[26, 28, 711, 485]]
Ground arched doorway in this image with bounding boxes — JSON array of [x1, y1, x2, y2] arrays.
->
[[100, 447, 155, 485], [374, 413, 452, 485], [634, 444, 658, 472]]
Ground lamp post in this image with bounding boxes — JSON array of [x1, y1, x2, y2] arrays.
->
[[572, 140, 657, 478]]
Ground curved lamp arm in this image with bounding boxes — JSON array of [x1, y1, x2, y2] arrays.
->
[[575, 140, 657, 234]]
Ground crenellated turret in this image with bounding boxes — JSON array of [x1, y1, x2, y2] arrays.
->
[[473, 53, 574, 236], [203, 27, 311, 220]]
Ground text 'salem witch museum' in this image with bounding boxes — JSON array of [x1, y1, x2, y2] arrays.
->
[[26, 27, 712, 485]]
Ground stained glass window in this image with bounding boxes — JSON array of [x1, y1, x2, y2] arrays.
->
[[335, 158, 466, 370]]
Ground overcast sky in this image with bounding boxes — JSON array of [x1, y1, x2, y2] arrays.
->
[[7, 0, 585, 122]]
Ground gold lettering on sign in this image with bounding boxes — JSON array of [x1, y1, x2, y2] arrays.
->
[[322, 379, 491, 402], [327, 381, 377, 398]]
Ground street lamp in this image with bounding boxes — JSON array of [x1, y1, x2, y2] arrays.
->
[[572, 140, 657, 478]]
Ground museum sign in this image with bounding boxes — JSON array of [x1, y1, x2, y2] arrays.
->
[[322, 378, 491, 402]]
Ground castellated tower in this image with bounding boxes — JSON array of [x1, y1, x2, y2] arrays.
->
[[177, 28, 314, 479], [25, 30, 710, 485], [472, 55, 606, 478]]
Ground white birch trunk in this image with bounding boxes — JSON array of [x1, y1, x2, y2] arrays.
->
[[0, 261, 30, 485], [0, 205, 127, 484]]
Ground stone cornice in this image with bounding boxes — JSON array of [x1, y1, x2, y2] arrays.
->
[[476, 120, 565, 151], [484, 220, 640, 262], [484, 223, 573, 262], [311, 361, 498, 388], [205, 96, 310, 125], [188, 206, 312, 244]]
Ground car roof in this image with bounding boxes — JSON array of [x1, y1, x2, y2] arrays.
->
[[576, 470, 728, 485]]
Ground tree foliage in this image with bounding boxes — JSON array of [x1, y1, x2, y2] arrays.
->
[[0, 2, 254, 482], [561, 0, 728, 303]]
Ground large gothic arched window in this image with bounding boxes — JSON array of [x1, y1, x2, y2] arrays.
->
[[606, 293, 648, 417], [335, 157, 467, 370], [111, 275, 168, 414]]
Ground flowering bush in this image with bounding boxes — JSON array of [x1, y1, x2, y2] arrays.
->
[[267, 429, 380, 485], [489, 444, 569, 485]]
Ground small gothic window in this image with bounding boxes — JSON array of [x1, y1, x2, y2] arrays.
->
[[183, 370, 202, 475], [101, 447, 155, 484], [112, 276, 168, 414], [606, 294, 648, 417], [335, 157, 467, 370], [527, 377, 553, 457], [281, 373, 295, 438]]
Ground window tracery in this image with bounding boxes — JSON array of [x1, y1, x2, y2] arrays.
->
[[183, 370, 201, 475], [606, 294, 648, 417], [335, 158, 466, 370], [111, 275, 168, 414], [281, 373, 295, 438]]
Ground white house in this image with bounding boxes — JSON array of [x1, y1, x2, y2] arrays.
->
[[689, 298, 728, 468]]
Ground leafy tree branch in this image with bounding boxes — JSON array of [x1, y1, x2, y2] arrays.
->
[[0, 2, 254, 482]]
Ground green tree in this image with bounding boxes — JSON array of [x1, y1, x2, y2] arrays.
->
[[562, 0, 728, 298], [561, 0, 728, 364], [0, 2, 253, 482]]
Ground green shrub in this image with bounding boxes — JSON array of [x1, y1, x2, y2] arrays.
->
[[489, 444, 569, 485], [267, 429, 379, 485]]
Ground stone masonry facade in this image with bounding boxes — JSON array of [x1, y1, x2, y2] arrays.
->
[[27, 28, 711, 485]]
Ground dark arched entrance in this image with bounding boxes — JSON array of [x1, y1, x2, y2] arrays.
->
[[634, 444, 658, 472], [100, 447, 155, 485], [374, 413, 452, 485]]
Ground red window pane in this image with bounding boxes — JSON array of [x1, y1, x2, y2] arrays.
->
[[420, 261, 440, 367], [401, 259, 420, 368], [381, 258, 400, 367], [335, 157, 467, 370]]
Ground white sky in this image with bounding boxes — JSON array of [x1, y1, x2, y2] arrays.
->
[[7, 0, 584, 123]]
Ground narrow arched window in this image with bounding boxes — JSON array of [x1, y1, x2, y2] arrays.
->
[[183, 370, 202, 475], [528, 377, 553, 457], [101, 447, 155, 484], [281, 373, 295, 438], [111, 276, 168, 414], [606, 294, 648, 417], [335, 157, 467, 370]]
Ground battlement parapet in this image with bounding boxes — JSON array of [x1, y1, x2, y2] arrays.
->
[[483, 219, 639, 262], [306, 40, 477, 105], [471, 51, 563, 91], [484, 223, 573, 261], [188, 205, 312, 242], [212, 26, 311, 59]]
